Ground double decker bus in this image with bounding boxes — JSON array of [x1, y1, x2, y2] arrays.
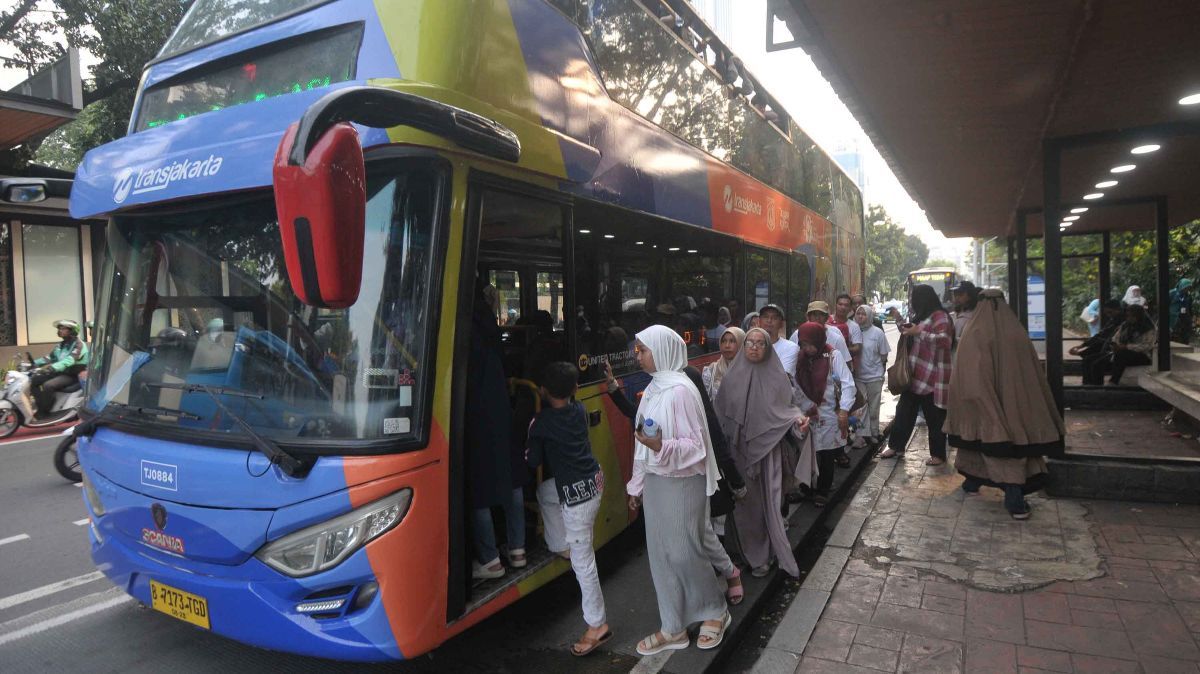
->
[[70, 0, 864, 661]]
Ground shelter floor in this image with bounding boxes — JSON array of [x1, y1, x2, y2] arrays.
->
[[1064, 409, 1200, 461]]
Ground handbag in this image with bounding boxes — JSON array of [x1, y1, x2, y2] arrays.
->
[[887, 336, 912, 395], [834, 377, 867, 414]]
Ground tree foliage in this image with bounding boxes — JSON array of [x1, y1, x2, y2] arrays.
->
[[863, 204, 929, 300], [1, 0, 192, 172]]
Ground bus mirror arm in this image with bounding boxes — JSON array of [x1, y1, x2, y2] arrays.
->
[[274, 86, 521, 309], [286, 85, 521, 167]]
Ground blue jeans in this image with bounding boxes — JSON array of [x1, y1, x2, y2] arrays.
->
[[472, 487, 527, 564]]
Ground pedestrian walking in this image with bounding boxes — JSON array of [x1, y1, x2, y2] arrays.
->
[[625, 326, 730, 655], [1170, 279, 1194, 343], [713, 327, 808, 578], [946, 290, 1063, 520], [853, 304, 889, 445], [880, 284, 953, 465], [793, 322, 856, 507]]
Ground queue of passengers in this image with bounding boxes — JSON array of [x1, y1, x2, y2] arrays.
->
[[468, 276, 1070, 659]]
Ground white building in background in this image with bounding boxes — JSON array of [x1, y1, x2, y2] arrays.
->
[[832, 141, 868, 193], [691, 0, 734, 42]]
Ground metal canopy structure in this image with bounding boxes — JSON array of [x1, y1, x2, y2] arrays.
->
[[770, 0, 1200, 417], [1, 49, 83, 151]]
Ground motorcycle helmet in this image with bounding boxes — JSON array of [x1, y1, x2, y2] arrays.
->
[[53, 319, 80, 335]]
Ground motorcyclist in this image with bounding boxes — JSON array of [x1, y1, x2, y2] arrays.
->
[[31, 319, 89, 418]]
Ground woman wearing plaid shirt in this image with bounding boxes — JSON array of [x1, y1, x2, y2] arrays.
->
[[880, 285, 954, 465]]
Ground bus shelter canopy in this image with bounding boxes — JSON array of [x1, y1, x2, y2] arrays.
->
[[778, 0, 1200, 237]]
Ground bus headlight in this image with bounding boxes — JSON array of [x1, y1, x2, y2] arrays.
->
[[82, 474, 106, 517], [257, 489, 412, 577]]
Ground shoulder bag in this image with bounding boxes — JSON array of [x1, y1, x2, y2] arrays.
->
[[886, 335, 912, 395]]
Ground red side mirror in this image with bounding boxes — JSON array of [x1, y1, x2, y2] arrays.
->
[[272, 121, 365, 308]]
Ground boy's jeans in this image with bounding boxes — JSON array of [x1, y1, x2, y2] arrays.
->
[[538, 479, 606, 627]]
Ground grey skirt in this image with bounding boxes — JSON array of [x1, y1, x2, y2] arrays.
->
[[643, 472, 728, 633]]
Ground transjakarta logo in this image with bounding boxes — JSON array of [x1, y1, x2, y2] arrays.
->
[[112, 154, 224, 204], [722, 185, 763, 216]]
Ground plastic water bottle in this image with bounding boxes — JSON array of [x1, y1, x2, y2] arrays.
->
[[643, 418, 659, 438]]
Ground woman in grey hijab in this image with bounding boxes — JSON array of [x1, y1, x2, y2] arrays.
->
[[740, 311, 761, 332], [714, 327, 807, 578]]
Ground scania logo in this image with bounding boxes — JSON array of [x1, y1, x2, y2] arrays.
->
[[112, 167, 135, 204], [723, 185, 734, 213], [152, 502, 167, 530]]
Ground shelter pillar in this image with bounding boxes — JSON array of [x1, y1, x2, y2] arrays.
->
[[1043, 141, 1065, 416], [1007, 236, 1019, 312], [1100, 231, 1111, 305], [1156, 197, 1171, 371], [1016, 212, 1029, 327]]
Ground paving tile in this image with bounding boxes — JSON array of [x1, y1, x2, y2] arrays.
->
[[1105, 556, 1149, 567], [853, 625, 904, 652], [845, 558, 888, 579], [1177, 600, 1200, 632], [924, 581, 967, 601], [1138, 655, 1200, 674], [1107, 565, 1160, 583], [1016, 645, 1073, 672], [797, 656, 882, 673], [1067, 595, 1117, 613], [964, 637, 1017, 674], [921, 593, 966, 616], [805, 619, 859, 662], [1115, 599, 1200, 659], [1109, 542, 1196, 562], [880, 576, 924, 609], [897, 634, 963, 673], [1157, 571, 1200, 603], [1069, 609, 1125, 630], [872, 603, 964, 643], [966, 589, 1025, 644], [846, 643, 899, 672], [1024, 619, 1136, 660], [825, 591, 878, 625], [1023, 593, 1071, 624], [1069, 653, 1140, 673], [1068, 578, 1170, 603], [768, 588, 831, 655]]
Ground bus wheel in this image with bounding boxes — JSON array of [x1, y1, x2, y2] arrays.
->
[[53, 435, 82, 483]]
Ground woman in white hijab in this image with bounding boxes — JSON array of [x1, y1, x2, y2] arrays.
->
[[627, 325, 730, 655], [1122, 285, 1147, 307]]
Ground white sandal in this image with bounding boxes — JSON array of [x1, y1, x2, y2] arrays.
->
[[636, 630, 689, 656], [697, 612, 732, 650]]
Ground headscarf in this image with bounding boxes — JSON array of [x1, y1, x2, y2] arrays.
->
[[708, 326, 745, 395], [740, 311, 760, 332], [717, 306, 731, 325], [633, 325, 720, 496], [1122, 285, 1146, 307], [794, 321, 833, 405], [1082, 299, 1101, 322], [854, 304, 876, 331], [713, 327, 802, 468]]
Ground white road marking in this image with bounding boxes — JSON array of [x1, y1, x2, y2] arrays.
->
[[0, 434, 64, 447], [0, 571, 105, 611], [0, 589, 131, 647], [73, 518, 89, 526], [0, 534, 30, 546]]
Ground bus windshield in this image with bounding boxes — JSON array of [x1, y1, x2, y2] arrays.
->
[[159, 0, 327, 57], [86, 163, 441, 447]]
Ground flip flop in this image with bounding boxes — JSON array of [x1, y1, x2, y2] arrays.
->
[[697, 612, 732, 650], [571, 628, 612, 656], [636, 631, 689, 656]]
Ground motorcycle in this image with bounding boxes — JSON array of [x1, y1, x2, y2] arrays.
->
[[0, 352, 86, 439]]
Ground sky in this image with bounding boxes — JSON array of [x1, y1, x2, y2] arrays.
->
[[694, 0, 970, 263]]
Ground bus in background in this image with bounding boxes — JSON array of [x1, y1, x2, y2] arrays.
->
[[69, 0, 863, 661], [907, 267, 959, 306]]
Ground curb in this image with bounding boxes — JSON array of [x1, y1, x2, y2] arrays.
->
[[748, 441, 900, 673]]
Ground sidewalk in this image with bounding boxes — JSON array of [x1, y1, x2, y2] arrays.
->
[[754, 435, 1200, 673]]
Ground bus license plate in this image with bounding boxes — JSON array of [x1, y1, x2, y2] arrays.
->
[[149, 580, 210, 629]]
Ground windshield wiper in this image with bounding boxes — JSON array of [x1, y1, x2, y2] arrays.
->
[[77, 401, 202, 436], [144, 383, 310, 478]]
